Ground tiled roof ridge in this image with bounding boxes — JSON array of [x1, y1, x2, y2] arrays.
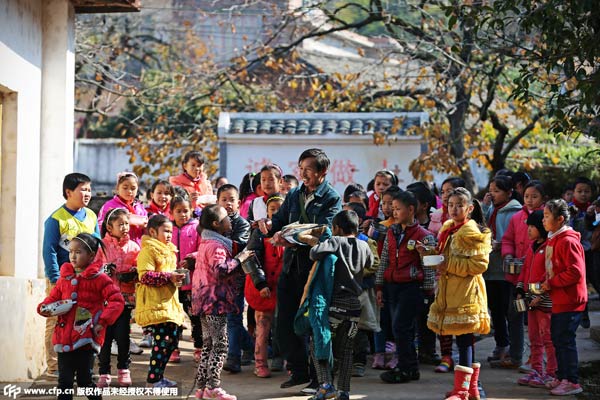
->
[[225, 112, 425, 136]]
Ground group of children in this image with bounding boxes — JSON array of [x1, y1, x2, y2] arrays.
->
[[39, 148, 592, 400]]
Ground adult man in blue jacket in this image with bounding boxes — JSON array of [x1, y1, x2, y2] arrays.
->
[[260, 148, 342, 392]]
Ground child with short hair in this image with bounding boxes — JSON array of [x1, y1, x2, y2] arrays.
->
[[135, 215, 186, 388], [244, 193, 286, 378], [367, 185, 401, 370], [99, 172, 148, 244], [306, 210, 374, 400], [169, 195, 202, 364], [42, 173, 100, 376], [193, 204, 245, 400], [96, 209, 140, 388], [376, 191, 436, 384], [407, 181, 440, 366], [38, 233, 124, 400], [515, 210, 556, 389], [248, 164, 283, 221], [568, 177, 595, 328], [342, 202, 380, 377], [282, 174, 299, 195], [424, 187, 491, 400], [169, 150, 213, 210], [541, 199, 587, 396], [561, 185, 574, 204], [216, 184, 253, 373], [146, 179, 174, 218], [366, 170, 398, 220]]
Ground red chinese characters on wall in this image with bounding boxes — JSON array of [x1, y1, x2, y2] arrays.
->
[[245, 157, 273, 173], [287, 159, 357, 187]]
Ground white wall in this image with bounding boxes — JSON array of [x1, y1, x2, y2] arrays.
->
[[0, 0, 43, 279], [220, 134, 423, 193], [0, 0, 74, 381]]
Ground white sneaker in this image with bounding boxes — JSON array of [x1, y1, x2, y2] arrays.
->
[[139, 334, 153, 348], [111, 341, 118, 356], [129, 340, 143, 355]]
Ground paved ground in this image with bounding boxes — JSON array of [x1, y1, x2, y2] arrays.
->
[[17, 308, 600, 400]]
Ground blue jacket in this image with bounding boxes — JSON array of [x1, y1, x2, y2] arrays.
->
[[294, 254, 336, 362], [43, 206, 100, 283], [270, 180, 342, 274]]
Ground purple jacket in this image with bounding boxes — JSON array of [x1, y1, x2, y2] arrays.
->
[[171, 218, 199, 290], [98, 196, 148, 244], [192, 229, 241, 316]]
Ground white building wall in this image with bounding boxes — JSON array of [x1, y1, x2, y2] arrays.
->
[[0, 0, 74, 381], [220, 135, 423, 194]]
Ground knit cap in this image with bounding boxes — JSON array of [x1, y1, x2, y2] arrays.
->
[[526, 209, 547, 239]]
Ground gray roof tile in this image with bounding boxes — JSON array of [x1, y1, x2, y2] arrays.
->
[[223, 113, 426, 136]]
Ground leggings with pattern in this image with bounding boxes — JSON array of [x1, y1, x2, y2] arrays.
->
[[311, 319, 358, 393], [146, 322, 181, 383], [196, 315, 228, 389]]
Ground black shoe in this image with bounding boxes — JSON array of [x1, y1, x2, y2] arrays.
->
[[380, 368, 418, 384], [581, 314, 591, 329], [223, 358, 241, 373], [419, 353, 442, 365], [280, 374, 310, 389], [408, 369, 420, 381], [241, 350, 254, 366]]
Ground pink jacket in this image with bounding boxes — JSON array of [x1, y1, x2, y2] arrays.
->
[[171, 218, 199, 291], [192, 229, 242, 316], [96, 234, 140, 305], [429, 208, 447, 238], [98, 196, 148, 244], [502, 207, 542, 284], [169, 173, 212, 210], [240, 193, 258, 220]]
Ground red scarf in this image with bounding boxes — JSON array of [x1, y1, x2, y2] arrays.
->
[[488, 201, 508, 239], [117, 196, 137, 214], [183, 171, 202, 183], [572, 199, 590, 213], [437, 220, 467, 253], [147, 200, 169, 216]]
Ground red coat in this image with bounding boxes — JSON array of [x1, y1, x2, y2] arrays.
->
[[244, 238, 284, 312], [376, 223, 434, 290], [518, 241, 547, 288], [366, 192, 380, 219], [38, 261, 124, 353], [546, 227, 587, 313]]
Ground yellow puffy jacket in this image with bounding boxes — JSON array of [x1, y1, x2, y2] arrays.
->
[[135, 235, 185, 327], [427, 219, 492, 336]]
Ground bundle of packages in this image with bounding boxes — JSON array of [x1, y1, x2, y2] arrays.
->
[[280, 223, 328, 247]]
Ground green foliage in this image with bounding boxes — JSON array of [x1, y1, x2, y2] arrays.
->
[[471, 0, 600, 139], [505, 129, 599, 197]]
